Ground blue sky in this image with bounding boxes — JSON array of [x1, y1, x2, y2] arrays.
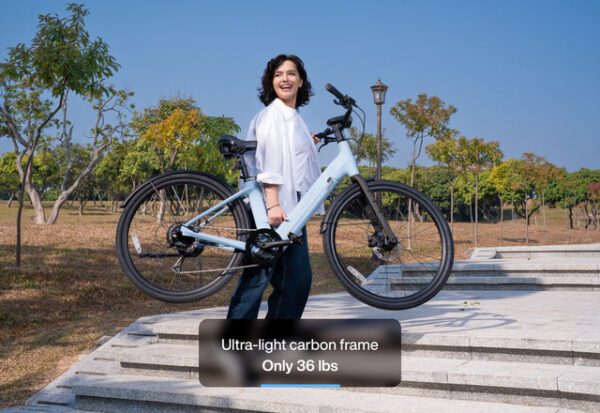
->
[[1, 0, 599, 171]]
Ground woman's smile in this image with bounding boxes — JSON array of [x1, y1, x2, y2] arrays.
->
[[273, 60, 303, 108]]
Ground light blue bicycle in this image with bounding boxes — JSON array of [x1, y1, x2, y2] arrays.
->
[[116, 85, 454, 310]]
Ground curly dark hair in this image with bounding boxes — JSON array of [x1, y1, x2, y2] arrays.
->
[[258, 54, 313, 108]]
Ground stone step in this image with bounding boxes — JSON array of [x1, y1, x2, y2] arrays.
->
[[110, 343, 600, 411], [371, 259, 600, 290], [403, 259, 600, 276], [146, 330, 600, 366], [146, 318, 600, 366], [70, 374, 588, 413], [470, 244, 600, 260], [1, 406, 99, 413], [398, 276, 600, 291], [116, 341, 600, 382]]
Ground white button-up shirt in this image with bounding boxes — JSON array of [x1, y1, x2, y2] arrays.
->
[[243, 98, 323, 214]]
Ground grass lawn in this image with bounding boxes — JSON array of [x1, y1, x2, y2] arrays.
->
[[0, 201, 598, 407]]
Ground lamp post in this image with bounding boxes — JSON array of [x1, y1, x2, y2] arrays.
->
[[370, 79, 388, 180]]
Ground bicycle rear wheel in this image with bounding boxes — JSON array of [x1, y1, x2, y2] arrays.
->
[[116, 172, 250, 303], [323, 180, 453, 310]]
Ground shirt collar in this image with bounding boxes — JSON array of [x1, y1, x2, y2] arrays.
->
[[272, 98, 297, 120]]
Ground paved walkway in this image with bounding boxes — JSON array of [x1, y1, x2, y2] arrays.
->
[[142, 289, 600, 345]]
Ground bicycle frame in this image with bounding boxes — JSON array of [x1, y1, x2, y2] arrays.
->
[[179, 140, 360, 251]]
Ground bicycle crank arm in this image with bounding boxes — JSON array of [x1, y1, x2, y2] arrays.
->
[[259, 239, 294, 249]]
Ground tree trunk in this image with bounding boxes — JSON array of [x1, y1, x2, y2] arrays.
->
[[450, 182, 454, 233], [47, 193, 70, 224], [541, 192, 546, 226], [525, 197, 529, 244], [474, 173, 479, 246], [499, 196, 504, 245], [23, 178, 46, 224], [583, 204, 591, 230], [468, 196, 473, 224], [7, 193, 15, 208], [407, 139, 418, 250], [78, 198, 86, 216]]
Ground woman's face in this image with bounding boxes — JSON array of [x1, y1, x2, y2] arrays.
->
[[272, 59, 303, 108]]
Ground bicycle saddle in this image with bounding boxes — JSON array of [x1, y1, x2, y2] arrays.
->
[[218, 135, 257, 159]]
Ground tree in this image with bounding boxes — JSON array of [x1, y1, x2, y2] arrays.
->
[[490, 154, 553, 243], [0, 3, 127, 266], [521, 153, 561, 227], [426, 136, 460, 230], [561, 169, 600, 230], [95, 139, 144, 210], [348, 127, 395, 174], [489, 159, 525, 242], [0, 152, 20, 205], [390, 94, 457, 247], [131, 97, 240, 182], [587, 182, 600, 230], [390, 94, 457, 191], [460, 137, 502, 245], [454, 170, 497, 222]]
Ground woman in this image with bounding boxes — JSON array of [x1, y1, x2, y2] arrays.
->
[[227, 54, 322, 319]]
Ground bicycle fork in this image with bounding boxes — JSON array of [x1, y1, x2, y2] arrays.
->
[[351, 175, 398, 249]]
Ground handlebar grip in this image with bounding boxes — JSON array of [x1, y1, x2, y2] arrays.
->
[[325, 83, 345, 100]]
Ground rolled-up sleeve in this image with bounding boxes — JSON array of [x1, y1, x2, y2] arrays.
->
[[255, 111, 284, 185]]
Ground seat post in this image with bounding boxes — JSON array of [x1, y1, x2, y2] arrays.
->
[[237, 155, 252, 181]]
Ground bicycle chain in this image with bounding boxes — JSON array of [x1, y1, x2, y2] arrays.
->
[[174, 263, 261, 275]]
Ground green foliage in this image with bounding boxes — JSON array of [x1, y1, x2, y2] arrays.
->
[[390, 94, 457, 142], [0, 152, 19, 198], [390, 93, 458, 190], [455, 137, 503, 175], [2, 3, 119, 98], [96, 139, 153, 196], [454, 170, 496, 203], [348, 127, 396, 169], [489, 159, 527, 205], [0, 3, 127, 230], [561, 169, 600, 206], [426, 137, 460, 174], [131, 97, 240, 182]]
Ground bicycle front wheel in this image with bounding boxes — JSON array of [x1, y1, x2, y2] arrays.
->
[[116, 172, 250, 303], [323, 180, 454, 310]]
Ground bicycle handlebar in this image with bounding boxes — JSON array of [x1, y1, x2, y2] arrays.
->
[[325, 83, 356, 109], [325, 83, 345, 101], [316, 84, 361, 151]]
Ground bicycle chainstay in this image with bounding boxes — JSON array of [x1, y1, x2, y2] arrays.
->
[[171, 226, 266, 275]]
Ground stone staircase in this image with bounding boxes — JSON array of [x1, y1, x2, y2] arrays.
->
[[8, 244, 600, 413], [469, 244, 600, 260], [393, 243, 600, 291], [15, 296, 599, 413]]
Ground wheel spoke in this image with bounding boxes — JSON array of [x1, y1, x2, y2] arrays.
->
[[325, 182, 453, 310], [117, 174, 249, 303]]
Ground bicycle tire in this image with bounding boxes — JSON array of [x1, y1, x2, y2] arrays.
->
[[115, 171, 250, 303], [323, 180, 454, 310]]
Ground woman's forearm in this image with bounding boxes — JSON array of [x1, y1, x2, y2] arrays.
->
[[263, 184, 280, 208]]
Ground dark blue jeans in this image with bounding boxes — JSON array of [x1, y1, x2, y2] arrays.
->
[[226, 228, 312, 319]]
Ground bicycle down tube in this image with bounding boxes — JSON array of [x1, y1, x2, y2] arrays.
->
[[179, 139, 359, 251]]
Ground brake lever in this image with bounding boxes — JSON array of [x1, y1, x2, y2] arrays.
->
[[333, 97, 355, 109], [318, 140, 331, 153]]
